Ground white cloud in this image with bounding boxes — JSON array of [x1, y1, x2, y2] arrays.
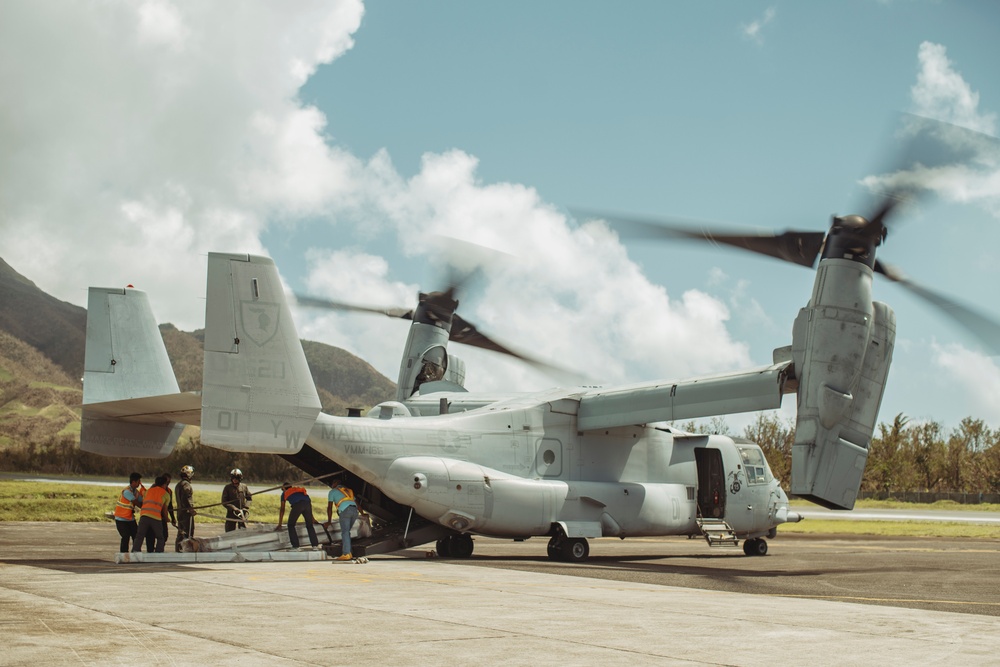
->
[[0, 0, 364, 329], [0, 0, 752, 398], [741, 7, 776, 45], [932, 343, 1000, 424], [302, 151, 753, 392], [860, 42, 1000, 218], [911, 42, 997, 135]]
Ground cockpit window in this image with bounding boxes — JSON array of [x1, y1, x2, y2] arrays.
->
[[737, 445, 770, 486], [412, 345, 448, 394]]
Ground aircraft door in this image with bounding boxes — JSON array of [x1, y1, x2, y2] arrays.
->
[[694, 448, 726, 519]]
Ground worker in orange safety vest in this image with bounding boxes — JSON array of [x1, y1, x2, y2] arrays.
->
[[133, 476, 170, 553], [113, 472, 145, 552]]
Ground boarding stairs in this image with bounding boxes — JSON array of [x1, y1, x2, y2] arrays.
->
[[696, 517, 739, 547]]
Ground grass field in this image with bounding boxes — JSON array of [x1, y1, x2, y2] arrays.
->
[[0, 479, 288, 524], [778, 518, 1000, 538], [2, 479, 999, 538]]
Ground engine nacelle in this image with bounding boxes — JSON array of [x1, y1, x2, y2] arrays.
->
[[790, 257, 895, 509]]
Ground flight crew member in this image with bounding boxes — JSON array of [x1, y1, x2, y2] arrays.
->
[[276, 483, 320, 550], [326, 483, 359, 561], [113, 472, 145, 552], [174, 465, 196, 551], [133, 476, 170, 553], [221, 468, 252, 532]]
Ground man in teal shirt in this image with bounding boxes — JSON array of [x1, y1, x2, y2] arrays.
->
[[326, 484, 358, 561]]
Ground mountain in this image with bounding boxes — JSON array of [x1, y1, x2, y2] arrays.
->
[[0, 257, 86, 381], [0, 329, 82, 447], [0, 258, 396, 449]]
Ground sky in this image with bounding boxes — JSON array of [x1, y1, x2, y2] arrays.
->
[[2, 1, 999, 434]]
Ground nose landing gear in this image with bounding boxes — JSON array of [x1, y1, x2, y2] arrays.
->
[[742, 537, 768, 556]]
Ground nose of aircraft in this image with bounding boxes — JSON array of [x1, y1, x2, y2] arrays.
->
[[772, 484, 803, 524], [776, 507, 803, 524]]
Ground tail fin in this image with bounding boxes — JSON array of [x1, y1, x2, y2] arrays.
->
[[200, 253, 321, 453], [81, 287, 184, 458]]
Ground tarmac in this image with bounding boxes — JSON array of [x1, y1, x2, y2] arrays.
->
[[2, 522, 1000, 665]]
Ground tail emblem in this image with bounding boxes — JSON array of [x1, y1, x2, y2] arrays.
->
[[240, 301, 280, 346]]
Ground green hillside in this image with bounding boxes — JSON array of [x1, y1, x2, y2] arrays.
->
[[0, 329, 82, 449]]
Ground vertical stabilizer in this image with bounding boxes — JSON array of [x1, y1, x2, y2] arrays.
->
[[81, 287, 183, 458], [201, 253, 321, 453]]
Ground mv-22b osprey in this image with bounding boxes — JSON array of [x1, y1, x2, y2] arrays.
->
[[79, 151, 1000, 562]]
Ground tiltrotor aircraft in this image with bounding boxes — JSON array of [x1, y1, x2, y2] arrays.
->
[[79, 120, 1000, 561]]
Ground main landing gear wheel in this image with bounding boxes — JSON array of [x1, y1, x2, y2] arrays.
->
[[546, 535, 590, 562], [561, 538, 590, 563], [547, 536, 561, 560], [438, 534, 474, 558], [435, 538, 451, 558], [450, 534, 474, 558], [742, 538, 768, 556]]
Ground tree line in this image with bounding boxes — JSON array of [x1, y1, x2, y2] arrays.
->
[[738, 413, 1000, 495]]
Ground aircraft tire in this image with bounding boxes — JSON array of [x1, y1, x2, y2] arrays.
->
[[436, 538, 451, 558], [450, 534, 474, 559], [546, 537, 562, 561], [743, 538, 768, 556], [560, 538, 589, 563]]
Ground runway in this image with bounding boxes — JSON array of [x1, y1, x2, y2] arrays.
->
[[465, 532, 1000, 616], [1, 522, 998, 665]]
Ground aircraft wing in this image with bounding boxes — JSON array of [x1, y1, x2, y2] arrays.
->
[[82, 392, 203, 426], [576, 361, 792, 431]]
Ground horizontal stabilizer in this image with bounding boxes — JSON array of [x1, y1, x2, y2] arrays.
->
[[80, 416, 183, 459], [82, 392, 202, 425], [81, 287, 184, 458], [201, 253, 321, 454], [577, 362, 790, 431]]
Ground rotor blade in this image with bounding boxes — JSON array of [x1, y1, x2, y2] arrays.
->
[[862, 113, 1000, 237], [450, 314, 587, 384], [875, 260, 1000, 355], [574, 209, 826, 268], [294, 294, 414, 320]]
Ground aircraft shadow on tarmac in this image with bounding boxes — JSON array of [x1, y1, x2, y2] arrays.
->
[[0, 558, 217, 575], [458, 553, 884, 581]]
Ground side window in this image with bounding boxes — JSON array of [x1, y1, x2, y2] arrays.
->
[[738, 446, 770, 486]]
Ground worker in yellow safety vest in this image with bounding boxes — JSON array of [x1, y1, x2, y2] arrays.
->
[[326, 484, 359, 561], [133, 476, 170, 553], [113, 472, 145, 552]]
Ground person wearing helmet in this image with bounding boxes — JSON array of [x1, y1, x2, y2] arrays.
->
[[174, 465, 196, 551], [221, 468, 252, 532]]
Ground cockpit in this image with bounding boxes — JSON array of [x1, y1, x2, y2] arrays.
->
[[411, 344, 448, 395]]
